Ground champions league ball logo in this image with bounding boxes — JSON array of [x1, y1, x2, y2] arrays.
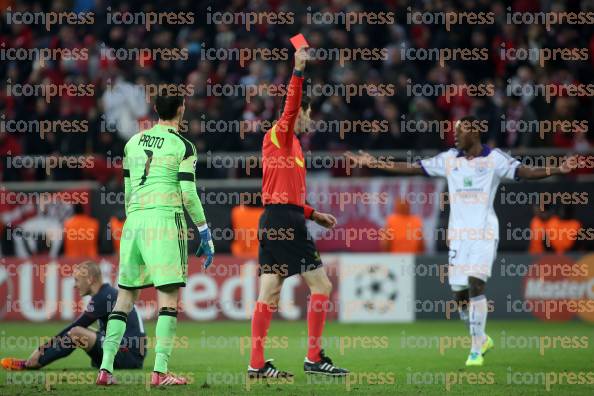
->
[[354, 265, 398, 314]]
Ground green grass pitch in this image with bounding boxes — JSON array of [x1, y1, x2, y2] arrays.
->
[[1, 320, 593, 395]]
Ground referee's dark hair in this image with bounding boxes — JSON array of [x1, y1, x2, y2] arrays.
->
[[155, 94, 184, 120], [278, 90, 311, 117], [458, 115, 477, 123]]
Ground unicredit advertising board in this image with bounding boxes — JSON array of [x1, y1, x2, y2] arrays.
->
[[0, 254, 414, 323], [2, 253, 593, 323]]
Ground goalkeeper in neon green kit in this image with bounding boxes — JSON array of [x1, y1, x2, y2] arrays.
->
[[96, 94, 215, 387]]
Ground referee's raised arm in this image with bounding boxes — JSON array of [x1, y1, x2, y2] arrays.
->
[[273, 47, 308, 147]]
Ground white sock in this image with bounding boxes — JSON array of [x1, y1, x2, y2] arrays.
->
[[469, 295, 487, 354]]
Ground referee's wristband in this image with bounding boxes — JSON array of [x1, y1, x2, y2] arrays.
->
[[293, 69, 304, 78], [309, 210, 315, 220]]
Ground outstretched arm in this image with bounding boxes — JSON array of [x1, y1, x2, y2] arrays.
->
[[344, 150, 426, 175], [516, 155, 577, 180], [274, 47, 308, 147]]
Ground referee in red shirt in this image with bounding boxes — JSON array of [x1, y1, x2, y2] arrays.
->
[[247, 47, 348, 378]]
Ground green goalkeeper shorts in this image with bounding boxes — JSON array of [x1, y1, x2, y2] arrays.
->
[[118, 210, 188, 290]]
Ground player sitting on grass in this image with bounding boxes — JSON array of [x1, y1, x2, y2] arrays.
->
[[247, 46, 348, 379], [346, 116, 576, 367], [1, 261, 146, 372], [96, 93, 214, 386]]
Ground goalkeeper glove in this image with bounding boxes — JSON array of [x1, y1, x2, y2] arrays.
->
[[196, 226, 215, 269]]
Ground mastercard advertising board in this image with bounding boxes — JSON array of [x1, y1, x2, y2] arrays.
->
[[523, 254, 594, 322]]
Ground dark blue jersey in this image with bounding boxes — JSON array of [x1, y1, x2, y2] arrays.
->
[[57, 283, 145, 341]]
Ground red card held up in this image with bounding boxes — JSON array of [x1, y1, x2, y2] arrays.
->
[[290, 33, 309, 50]]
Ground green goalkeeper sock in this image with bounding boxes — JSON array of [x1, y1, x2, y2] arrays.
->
[[154, 307, 178, 374], [100, 311, 128, 373]]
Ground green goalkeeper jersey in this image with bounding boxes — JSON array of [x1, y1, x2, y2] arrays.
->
[[122, 123, 206, 225]]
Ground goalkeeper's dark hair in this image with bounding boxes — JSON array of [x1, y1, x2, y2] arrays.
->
[[155, 94, 184, 120]]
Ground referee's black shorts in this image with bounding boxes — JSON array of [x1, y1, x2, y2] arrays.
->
[[258, 204, 323, 278]]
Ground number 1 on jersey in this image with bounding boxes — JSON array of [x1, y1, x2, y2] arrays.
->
[[139, 149, 153, 185]]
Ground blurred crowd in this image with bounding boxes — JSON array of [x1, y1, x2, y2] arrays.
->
[[0, 0, 593, 182]]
